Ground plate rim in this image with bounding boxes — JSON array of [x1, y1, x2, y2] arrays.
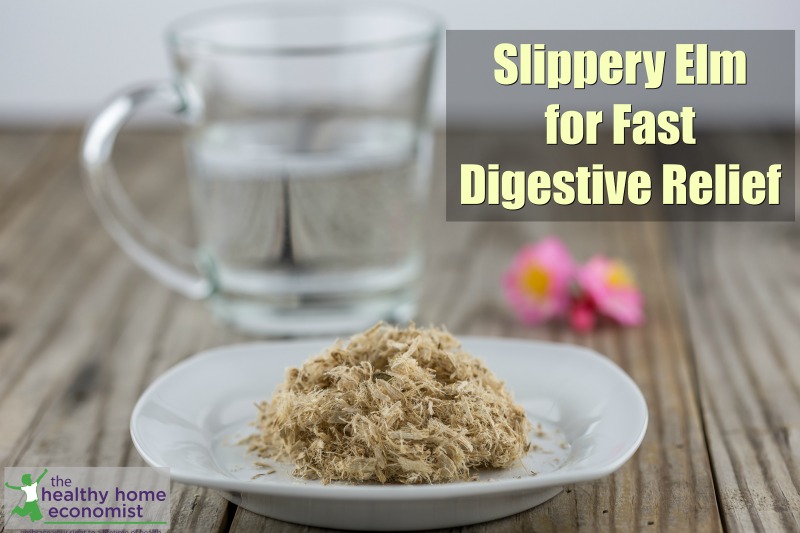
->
[[130, 336, 648, 501]]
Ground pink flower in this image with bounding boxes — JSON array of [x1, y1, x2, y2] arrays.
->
[[577, 256, 644, 326], [569, 294, 597, 332], [502, 237, 575, 325]]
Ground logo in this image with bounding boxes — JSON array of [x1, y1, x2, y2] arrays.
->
[[5, 468, 48, 523], [3, 467, 169, 531]]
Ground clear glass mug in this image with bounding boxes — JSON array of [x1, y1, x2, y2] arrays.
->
[[81, 2, 440, 335]]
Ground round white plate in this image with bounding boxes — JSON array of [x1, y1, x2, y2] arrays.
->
[[130, 337, 648, 531]]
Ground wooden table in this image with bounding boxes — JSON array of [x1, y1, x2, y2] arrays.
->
[[1, 129, 798, 532]]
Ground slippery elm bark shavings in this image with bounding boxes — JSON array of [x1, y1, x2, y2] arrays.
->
[[246, 323, 532, 484]]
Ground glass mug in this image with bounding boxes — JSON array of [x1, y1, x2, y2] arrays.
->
[[81, 2, 440, 335]]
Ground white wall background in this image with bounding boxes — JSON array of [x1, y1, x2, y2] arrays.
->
[[0, 0, 797, 127]]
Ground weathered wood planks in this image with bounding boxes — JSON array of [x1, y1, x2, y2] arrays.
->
[[1, 130, 797, 532]]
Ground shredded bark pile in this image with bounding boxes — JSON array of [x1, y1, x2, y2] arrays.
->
[[247, 323, 531, 484]]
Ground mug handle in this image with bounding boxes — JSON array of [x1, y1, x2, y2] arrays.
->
[[80, 82, 212, 299]]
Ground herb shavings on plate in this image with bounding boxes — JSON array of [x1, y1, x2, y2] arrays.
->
[[130, 329, 648, 530]]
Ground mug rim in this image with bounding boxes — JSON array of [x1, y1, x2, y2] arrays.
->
[[166, 0, 443, 57]]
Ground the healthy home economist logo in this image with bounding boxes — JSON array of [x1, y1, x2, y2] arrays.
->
[[5, 469, 48, 523], [3, 467, 169, 530]]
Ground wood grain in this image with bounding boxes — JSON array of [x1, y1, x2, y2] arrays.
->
[[0, 132, 242, 532], [0, 129, 795, 532], [672, 221, 800, 532], [665, 132, 800, 533]]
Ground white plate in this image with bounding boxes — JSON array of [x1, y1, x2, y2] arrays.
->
[[130, 337, 648, 531]]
